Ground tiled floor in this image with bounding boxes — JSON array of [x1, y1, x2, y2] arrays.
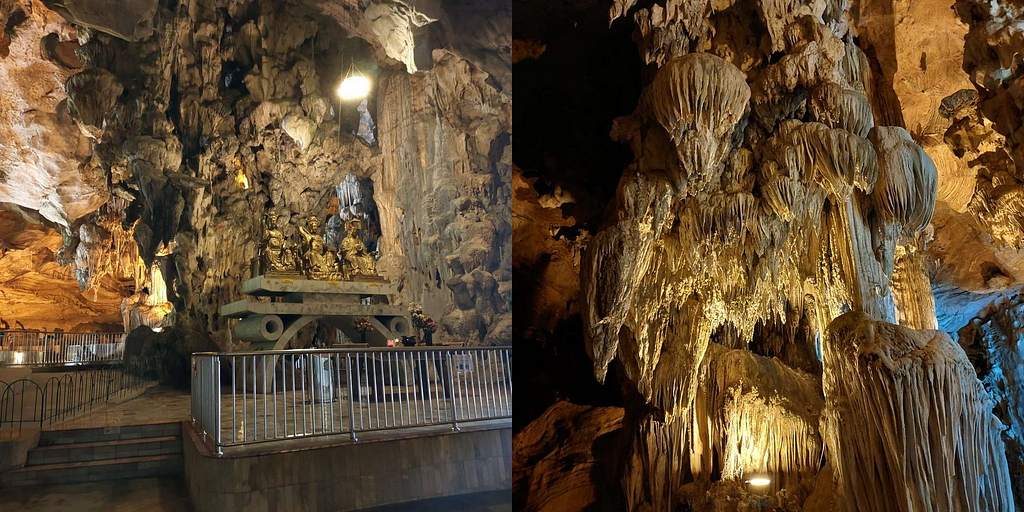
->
[[0, 476, 192, 511], [47, 386, 191, 431]]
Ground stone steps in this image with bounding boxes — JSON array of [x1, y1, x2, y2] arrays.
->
[[1, 454, 183, 487], [39, 422, 181, 445], [28, 435, 180, 465], [0, 422, 183, 487]]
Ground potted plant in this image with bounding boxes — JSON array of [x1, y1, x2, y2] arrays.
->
[[422, 318, 437, 346], [409, 303, 427, 341], [354, 317, 374, 344]]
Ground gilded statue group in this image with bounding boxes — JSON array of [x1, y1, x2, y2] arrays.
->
[[260, 211, 377, 280]]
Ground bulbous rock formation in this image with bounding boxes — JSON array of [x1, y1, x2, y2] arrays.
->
[[642, 53, 751, 191]]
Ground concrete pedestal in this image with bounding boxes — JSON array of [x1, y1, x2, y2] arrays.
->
[[221, 276, 411, 349]]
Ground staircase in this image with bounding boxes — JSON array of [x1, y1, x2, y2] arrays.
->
[[0, 422, 183, 487]]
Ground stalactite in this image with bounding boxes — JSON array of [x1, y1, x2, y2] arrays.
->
[[688, 343, 824, 487], [891, 243, 938, 329]]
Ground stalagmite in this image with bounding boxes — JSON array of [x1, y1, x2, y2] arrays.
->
[[823, 311, 1014, 511], [891, 244, 939, 330]]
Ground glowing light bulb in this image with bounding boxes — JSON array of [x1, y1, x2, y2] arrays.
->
[[235, 168, 249, 190], [748, 477, 771, 486], [337, 75, 370, 100], [152, 327, 164, 333], [13, 352, 24, 365]]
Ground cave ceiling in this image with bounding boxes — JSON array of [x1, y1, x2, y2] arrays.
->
[[0, 0, 511, 339]]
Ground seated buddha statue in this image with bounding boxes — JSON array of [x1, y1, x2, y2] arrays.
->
[[261, 212, 296, 274], [340, 218, 377, 277]]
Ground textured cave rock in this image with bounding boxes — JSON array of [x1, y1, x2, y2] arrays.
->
[[512, 401, 625, 512], [621, 342, 828, 510], [569, 0, 959, 508], [515, 0, 1024, 508], [0, 0, 512, 350], [0, 0, 106, 227], [375, 50, 511, 344], [823, 311, 1013, 511], [958, 293, 1024, 505], [45, 0, 159, 42], [0, 209, 124, 330], [949, 0, 1024, 250]]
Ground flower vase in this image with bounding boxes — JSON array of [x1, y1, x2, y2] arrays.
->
[[360, 332, 366, 344], [424, 331, 433, 346]]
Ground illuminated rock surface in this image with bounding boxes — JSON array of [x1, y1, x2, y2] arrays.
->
[[514, 0, 1024, 508], [0, 0, 510, 349], [824, 311, 1012, 511]]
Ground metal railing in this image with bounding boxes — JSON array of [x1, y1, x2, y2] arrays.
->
[[0, 330, 126, 366], [191, 346, 512, 454], [0, 363, 148, 432]]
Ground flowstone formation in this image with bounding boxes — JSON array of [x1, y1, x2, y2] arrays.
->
[[824, 312, 1012, 511], [569, 0, 1019, 506], [0, 0, 510, 349]]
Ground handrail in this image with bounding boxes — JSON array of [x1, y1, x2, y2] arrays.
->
[[191, 345, 511, 357], [0, 331, 126, 367], [191, 346, 513, 455]]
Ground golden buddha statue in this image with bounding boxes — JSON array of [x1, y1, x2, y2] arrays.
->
[[298, 215, 322, 250], [296, 215, 341, 279], [261, 212, 298, 274], [303, 236, 340, 277], [340, 218, 377, 277]]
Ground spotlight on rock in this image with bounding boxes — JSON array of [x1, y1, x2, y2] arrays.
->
[[747, 477, 771, 487], [337, 75, 370, 101]]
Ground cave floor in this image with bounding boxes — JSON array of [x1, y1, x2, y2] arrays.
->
[[0, 476, 191, 511], [46, 384, 509, 444], [47, 385, 191, 431]]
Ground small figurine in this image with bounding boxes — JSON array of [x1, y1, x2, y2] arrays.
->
[[298, 215, 323, 252], [340, 218, 377, 277]]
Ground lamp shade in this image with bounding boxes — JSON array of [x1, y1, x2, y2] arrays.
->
[[337, 75, 370, 100]]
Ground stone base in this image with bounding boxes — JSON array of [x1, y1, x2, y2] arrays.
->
[[0, 430, 40, 472], [183, 422, 511, 511]]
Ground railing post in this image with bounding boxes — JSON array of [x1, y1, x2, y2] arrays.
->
[[446, 351, 459, 432], [346, 353, 358, 441], [215, 355, 222, 455]]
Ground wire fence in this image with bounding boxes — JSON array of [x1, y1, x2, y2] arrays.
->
[[192, 346, 512, 454], [0, 363, 148, 432]]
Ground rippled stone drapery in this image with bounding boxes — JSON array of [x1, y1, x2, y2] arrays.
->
[[823, 311, 1013, 511]]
